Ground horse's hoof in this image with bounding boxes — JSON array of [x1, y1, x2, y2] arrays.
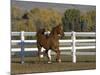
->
[[40, 55, 44, 58], [48, 61, 52, 64], [56, 59, 61, 63], [58, 59, 61, 63]]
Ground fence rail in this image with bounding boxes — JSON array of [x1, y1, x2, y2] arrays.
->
[[11, 31, 96, 64]]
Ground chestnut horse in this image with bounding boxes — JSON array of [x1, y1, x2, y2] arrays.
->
[[36, 24, 64, 63]]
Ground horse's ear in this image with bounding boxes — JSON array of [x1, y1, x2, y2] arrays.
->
[[58, 24, 62, 28], [58, 23, 62, 26]]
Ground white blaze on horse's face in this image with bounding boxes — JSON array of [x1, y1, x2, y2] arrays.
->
[[58, 34, 61, 37], [58, 25, 63, 37], [40, 47, 45, 58]]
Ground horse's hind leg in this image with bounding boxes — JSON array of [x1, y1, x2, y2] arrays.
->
[[37, 44, 42, 62], [47, 50, 52, 63], [44, 50, 52, 63]]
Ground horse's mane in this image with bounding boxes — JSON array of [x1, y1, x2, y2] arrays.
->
[[36, 24, 63, 39], [50, 25, 61, 36]]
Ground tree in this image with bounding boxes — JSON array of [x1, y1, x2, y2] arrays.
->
[[62, 9, 81, 32], [80, 13, 87, 31], [11, 6, 23, 31], [79, 11, 96, 32], [85, 11, 96, 31]]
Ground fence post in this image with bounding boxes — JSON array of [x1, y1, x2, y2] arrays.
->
[[21, 31, 25, 64], [71, 31, 76, 63]]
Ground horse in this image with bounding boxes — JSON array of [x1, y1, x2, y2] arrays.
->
[[36, 24, 64, 63]]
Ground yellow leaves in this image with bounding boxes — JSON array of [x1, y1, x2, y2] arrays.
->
[[27, 8, 62, 31], [85, 11, 96, 31], [12, 6, 23, 19]]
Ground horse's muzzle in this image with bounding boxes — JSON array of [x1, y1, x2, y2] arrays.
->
[[61, 32, 64, 38], [58, 33, 64, 39]]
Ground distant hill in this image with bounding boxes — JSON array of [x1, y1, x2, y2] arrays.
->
[[12, 0, 96, 13]]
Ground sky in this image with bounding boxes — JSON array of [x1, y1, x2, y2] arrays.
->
[[12, 0, 96, 13]]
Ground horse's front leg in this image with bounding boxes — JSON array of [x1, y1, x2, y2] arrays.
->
[[56, 49, 61, 63], [40, 47, 45, 58]]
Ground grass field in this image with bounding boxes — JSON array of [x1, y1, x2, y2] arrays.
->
[[11, 55, 96, 74]]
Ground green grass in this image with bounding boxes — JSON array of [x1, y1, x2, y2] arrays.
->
[[12, 55, 96, 63]]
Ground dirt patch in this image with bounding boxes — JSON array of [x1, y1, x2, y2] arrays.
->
[[11, 56, 96, 74]]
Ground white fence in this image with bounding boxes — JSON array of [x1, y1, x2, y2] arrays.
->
[[11, 31, 96, 64]]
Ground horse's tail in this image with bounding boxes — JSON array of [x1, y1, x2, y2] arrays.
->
[[36, 28, 45, 37]]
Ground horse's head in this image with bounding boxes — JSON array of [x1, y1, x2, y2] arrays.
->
[[53, 24, 64, 38]]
